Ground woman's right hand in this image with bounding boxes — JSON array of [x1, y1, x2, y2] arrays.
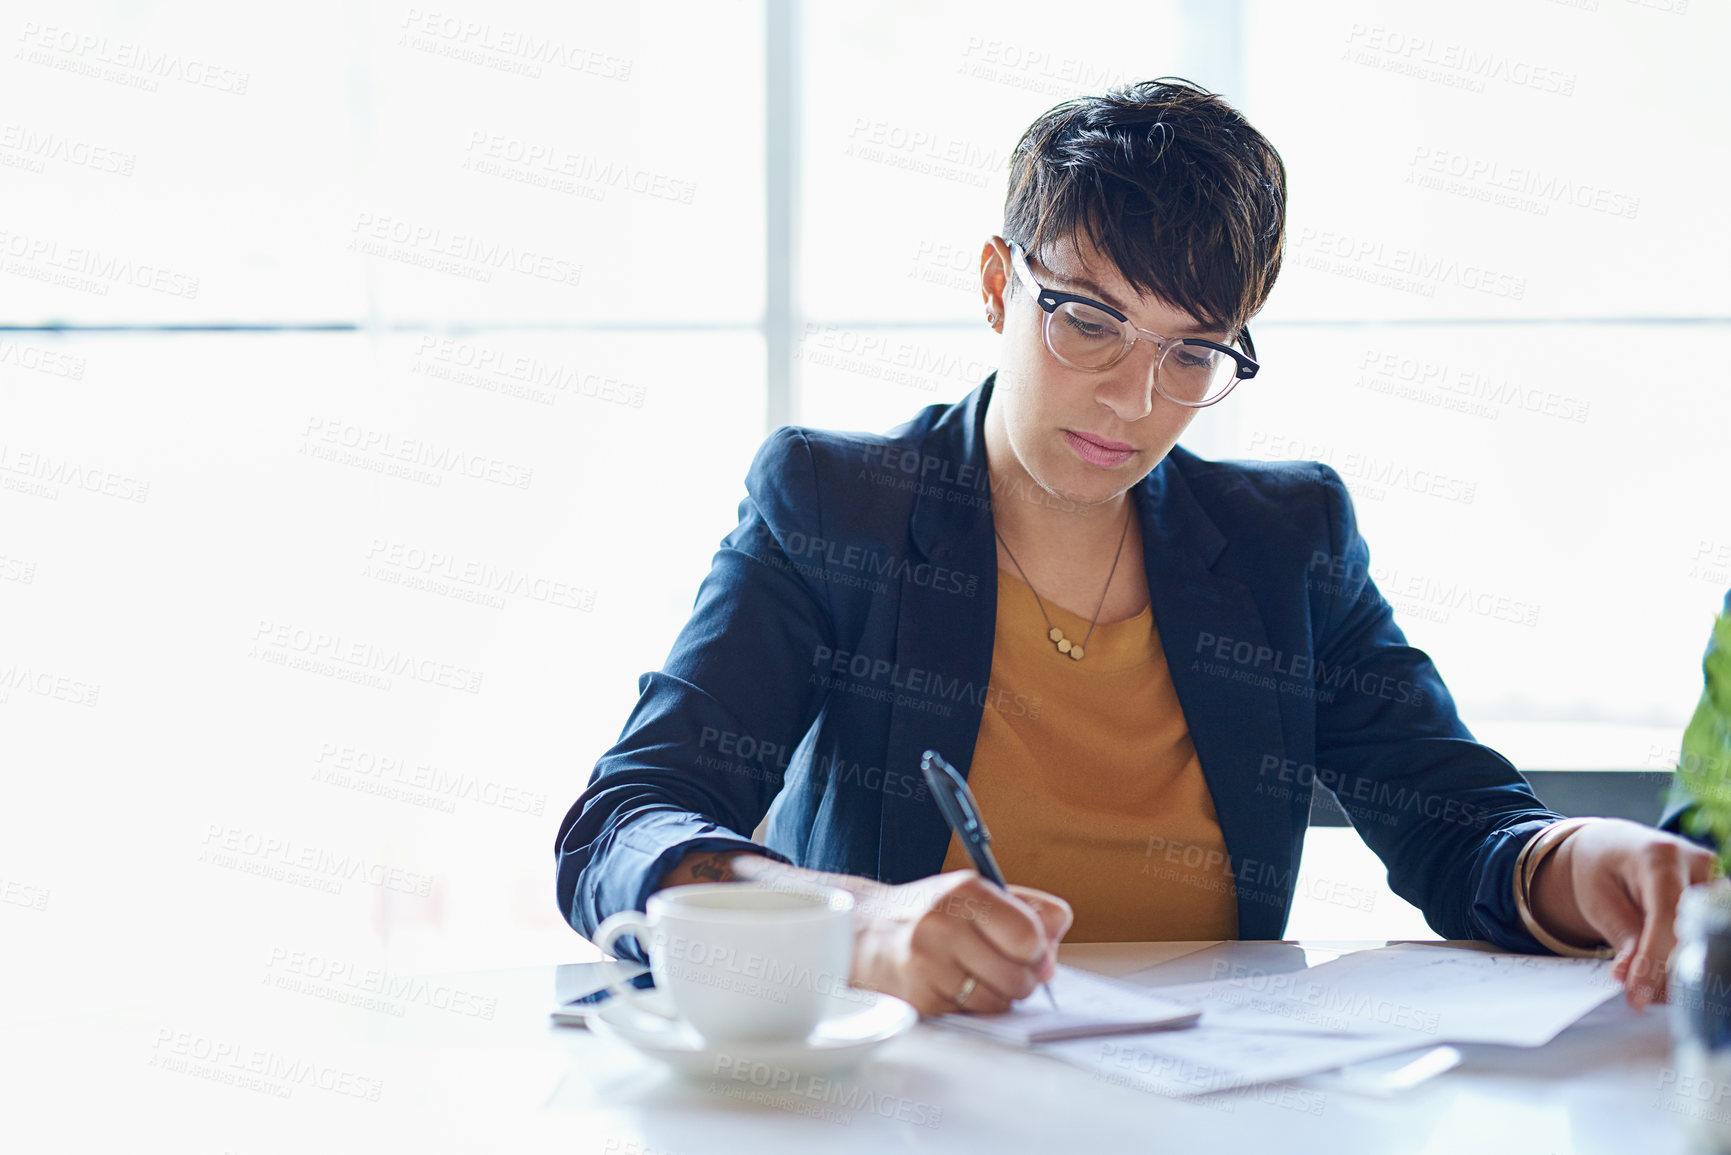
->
[[846, 870, 1072, 1015], [665, 852, 1073, 1016]]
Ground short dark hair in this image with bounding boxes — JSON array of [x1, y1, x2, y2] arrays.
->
[[1002, 77, 1287, 349]]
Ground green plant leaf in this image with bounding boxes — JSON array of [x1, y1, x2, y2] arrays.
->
[[1707, 611, 1731, 716], [1679, 610, 1731, 873]]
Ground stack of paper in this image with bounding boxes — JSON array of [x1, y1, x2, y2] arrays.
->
[[1039, 1019, 1428, 1098], [935, 943, 1625, 1099]]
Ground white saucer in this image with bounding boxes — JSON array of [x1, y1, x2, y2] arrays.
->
[[589, 987, 917, 1078]]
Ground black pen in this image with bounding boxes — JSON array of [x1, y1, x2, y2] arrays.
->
[[919, 748, 1060, 1010]]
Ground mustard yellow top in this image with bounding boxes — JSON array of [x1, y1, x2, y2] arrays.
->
[[941, 567, 1239, 942]]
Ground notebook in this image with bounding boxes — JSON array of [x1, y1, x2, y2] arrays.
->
[[931, 964, 1203, 1046]]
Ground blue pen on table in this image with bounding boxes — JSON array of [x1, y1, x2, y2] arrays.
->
[[919, 748, 1060, 1011]]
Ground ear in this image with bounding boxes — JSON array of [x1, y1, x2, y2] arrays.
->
[[980, 236, 1011, 330]]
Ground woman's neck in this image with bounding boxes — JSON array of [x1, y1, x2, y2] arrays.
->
[[983, 408, 1136, 563], [991, 479, 1131, 561]]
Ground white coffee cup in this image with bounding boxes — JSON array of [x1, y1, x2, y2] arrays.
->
[[593, 883, 855, 1044]]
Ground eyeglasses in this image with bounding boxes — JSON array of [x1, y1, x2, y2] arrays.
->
[[1006, 238, 1259, 408]]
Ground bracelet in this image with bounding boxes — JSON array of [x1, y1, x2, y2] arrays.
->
[[1513, 818, 1616, 959]]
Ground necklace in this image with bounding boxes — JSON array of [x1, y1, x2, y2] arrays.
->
[[993, 501, 1133, 662]]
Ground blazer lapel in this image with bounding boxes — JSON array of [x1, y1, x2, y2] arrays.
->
[[875, 381, 1000, 884], [1133, 459, 1297, 940]]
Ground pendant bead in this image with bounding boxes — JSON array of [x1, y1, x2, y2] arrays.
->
[[1069, 646, 1085, 661], [1048, 627, 1064, 643], [1056, 638, 1071, 653]]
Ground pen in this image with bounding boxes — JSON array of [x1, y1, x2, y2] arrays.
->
[[919, 748, 1060, 1011]]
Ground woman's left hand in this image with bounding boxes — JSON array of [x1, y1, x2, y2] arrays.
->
[[1528, 817, 1722, 1009]]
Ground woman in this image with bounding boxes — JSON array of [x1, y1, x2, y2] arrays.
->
[[557, 78, 1712, 1016]]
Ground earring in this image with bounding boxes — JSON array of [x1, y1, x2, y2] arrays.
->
[[986, 310, 999, 325]]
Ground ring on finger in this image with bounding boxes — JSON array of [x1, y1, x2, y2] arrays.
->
[[954, 974, 978, 1009]]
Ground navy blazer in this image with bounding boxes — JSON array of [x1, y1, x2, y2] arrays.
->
[[558, 373, 1627, 960]]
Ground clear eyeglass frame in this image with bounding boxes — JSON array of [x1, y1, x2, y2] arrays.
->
[[1005, 237, 1259, 408]]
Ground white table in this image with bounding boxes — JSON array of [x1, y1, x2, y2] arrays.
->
[[1, 938, 1686, 1153]]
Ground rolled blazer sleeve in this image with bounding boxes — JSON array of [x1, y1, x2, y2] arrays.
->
[[1307, 463, 1564, 953], [554, 427, 836, 959]]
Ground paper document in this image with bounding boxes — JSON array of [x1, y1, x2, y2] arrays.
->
[[931, 964, 1202, 1045], [1039, 1024, 1427, 1098], [1034, 943, 1623, 1098], [1135, 942, 1622, 1047]]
